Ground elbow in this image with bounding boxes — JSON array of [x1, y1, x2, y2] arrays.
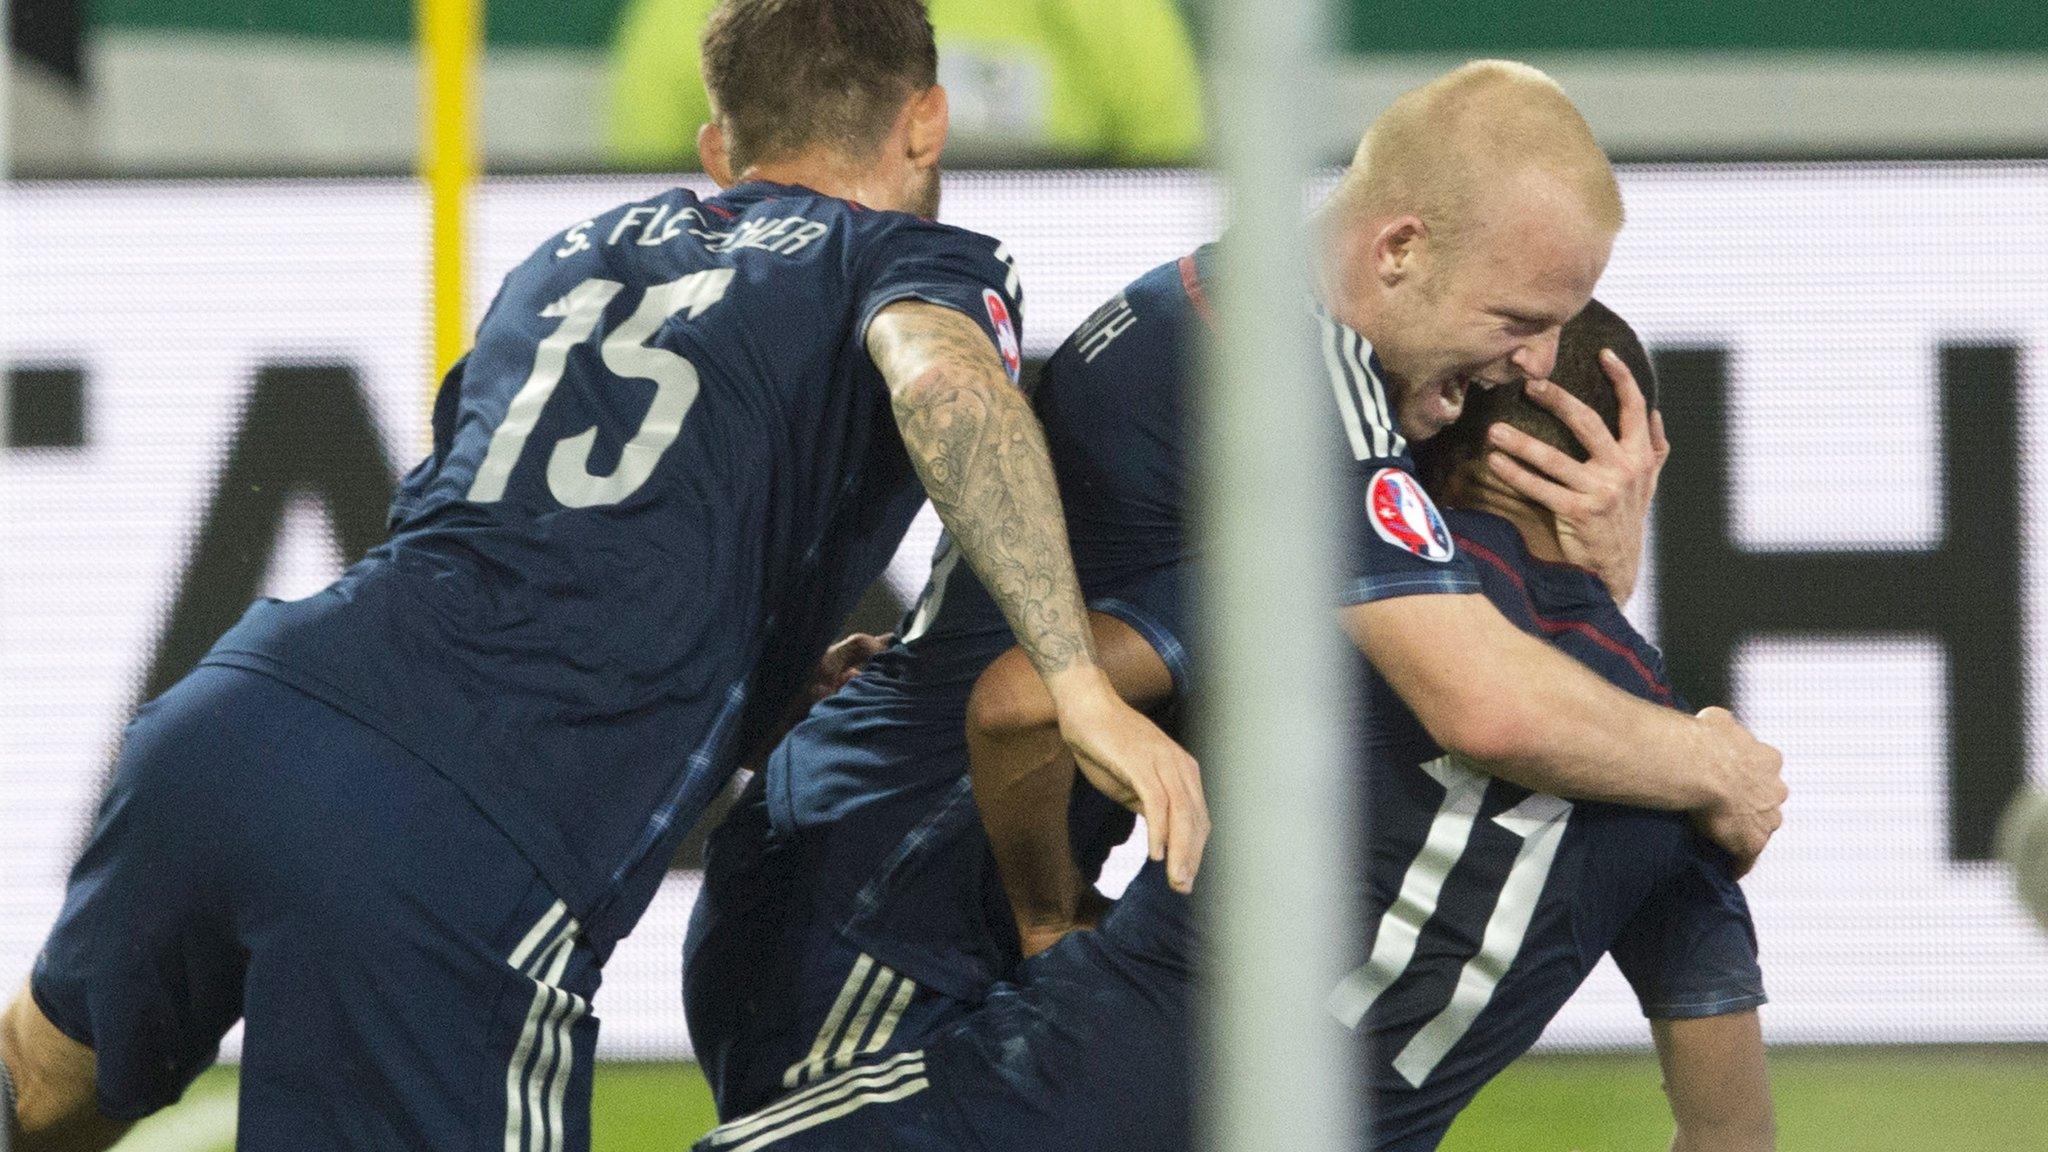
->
[[1429, 695, 1543, 767]]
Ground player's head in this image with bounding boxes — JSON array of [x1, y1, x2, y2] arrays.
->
[[697, 0, 947, 217], [1321, 60, 1623, 442], [1414, 298, 1655, 510]]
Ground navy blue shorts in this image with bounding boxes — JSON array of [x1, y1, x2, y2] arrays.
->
[[683, 777, 987, 1121], [692, 861, 1197, 1152], [31, 665, 601, 1151]]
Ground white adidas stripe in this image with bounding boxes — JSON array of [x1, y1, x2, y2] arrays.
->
[[784, 955, 875, 1089], [1349, 327, 1404, 458], [509, 900, 567, 971], [718, 1077, 932, 1152], [1323, 311, 1373, 461], [830, 967, 897, 1070], [503, 901, 581, 1152], [708, 1052, 928, 1145], [1318, 307, 1405, 461], [783, 955, 915, 1089], [1341, 324, 1400, 459], [860, 975, 917, 1057], [543, 991, 590, 1152]]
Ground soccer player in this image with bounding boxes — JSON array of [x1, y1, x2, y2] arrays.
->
[[690, 300, 1775, 1152], [0, 2, 1193, 1149], [680, 59, 1784, 1130]]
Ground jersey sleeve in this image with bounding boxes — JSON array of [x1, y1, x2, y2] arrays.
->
[[854, 218, 1025, 386], [1321, 312, 1483, 605], [1609, 842, 1769, 1020]]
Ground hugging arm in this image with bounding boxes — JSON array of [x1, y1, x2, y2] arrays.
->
[[868, 302, 1204, 889], [2, 984, 131, 1152], [1345, 593, 1785, 872]]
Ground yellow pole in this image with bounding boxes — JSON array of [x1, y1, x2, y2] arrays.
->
[[418, 0, 481, 393]]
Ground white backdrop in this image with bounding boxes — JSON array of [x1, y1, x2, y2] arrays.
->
[[3, 166, 2046, 1058]]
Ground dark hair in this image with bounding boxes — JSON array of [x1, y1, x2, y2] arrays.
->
[[701, 0, 938, 174], [1414, 298, 1657, 494]]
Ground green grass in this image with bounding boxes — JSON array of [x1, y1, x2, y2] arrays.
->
[[111, 1063, 724, 1151], [112, 1047, 2048, 1151], [1444, 1046, 2048, 1151]]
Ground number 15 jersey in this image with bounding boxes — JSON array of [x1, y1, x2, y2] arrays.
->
[[204, 181, 1023, 949]]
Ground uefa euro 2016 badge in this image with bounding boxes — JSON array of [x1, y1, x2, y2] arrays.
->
[[1368, 467, 1456, 562], [983, 288, 1023, 384]]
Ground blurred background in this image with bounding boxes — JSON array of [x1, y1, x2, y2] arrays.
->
[[3, 1, 2047, 1148]]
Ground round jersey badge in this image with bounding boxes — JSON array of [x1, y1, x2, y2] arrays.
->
[[983, 288, 1023, 383], [1368, 468, 1456, 562]]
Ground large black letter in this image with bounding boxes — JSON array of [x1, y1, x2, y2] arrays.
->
[[138, 363, 398, 700], [1654, 345, 2023, 860]]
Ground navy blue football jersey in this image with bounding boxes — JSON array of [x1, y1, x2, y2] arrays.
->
[[201, 181, 1023, 948], [1335, 509, 1765, 1150], [765, 246, 1469, 987], [759, 252, 1198, 999]]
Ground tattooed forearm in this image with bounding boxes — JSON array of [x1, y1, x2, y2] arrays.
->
[[869, 301, 1094, 677]]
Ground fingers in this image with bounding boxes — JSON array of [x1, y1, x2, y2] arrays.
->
[[1163, 749, 1210, 893], [1487, 423, 1594, 489], [1602, 349, 1652, 452], [1058, 689, 1207, 891], [1487, 450, 1584, 515], [1522, 376, 1620, 459], [1078, 744, 1207, 893], [1133, 767, 1170, 863]]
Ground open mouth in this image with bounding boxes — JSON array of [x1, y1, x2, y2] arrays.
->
[[1428, 377, 1471, 426]]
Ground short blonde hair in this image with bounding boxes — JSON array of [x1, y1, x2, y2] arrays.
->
[[1330, 60, 1622, 251]]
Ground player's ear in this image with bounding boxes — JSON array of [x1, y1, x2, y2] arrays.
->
[[1374, 215, 1426, 287], [698, 121, 735, 187], [904, 85, 949, 169]]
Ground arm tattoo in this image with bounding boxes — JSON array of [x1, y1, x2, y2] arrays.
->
[[871, 302, 1094, 677]]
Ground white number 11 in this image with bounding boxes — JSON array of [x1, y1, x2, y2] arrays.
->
[[1328, 755, 1573, 1087]]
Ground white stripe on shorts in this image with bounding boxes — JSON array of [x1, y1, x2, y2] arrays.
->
[[504, 901, 580, 1152], [705, 1052, 929, 1149]]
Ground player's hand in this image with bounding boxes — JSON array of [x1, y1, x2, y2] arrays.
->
[[808, 632, 893, 703], [1048, 667, 1208, 894], [1484, 350, 1669, 603], [1688, 707, 1787, 876], [1016, 886, 1113, 960]]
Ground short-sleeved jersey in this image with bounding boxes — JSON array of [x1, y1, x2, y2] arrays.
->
[[1335, 509, 1765, 1149], [765, 245, 1479, 995], [760, 251, 1198, 997], [201, 181, 1022, 948]]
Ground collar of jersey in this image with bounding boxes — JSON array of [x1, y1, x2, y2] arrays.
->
[[1443, 508, 1612, 614], [720, 180, 874, 213]]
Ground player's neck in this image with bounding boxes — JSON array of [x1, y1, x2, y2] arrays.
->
[[1450, 470, 1569, 566], [736, 154, 895, 214]]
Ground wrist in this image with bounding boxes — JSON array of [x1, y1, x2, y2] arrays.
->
[[1686, 716, 1739, 812], [1043, 663, 1114, 714]]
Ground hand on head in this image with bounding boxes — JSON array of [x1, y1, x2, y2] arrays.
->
[[1485, 348, 1669, 602]]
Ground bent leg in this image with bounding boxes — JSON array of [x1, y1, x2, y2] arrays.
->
[[24, 669, 257, 1135], [1653, 1012, 1775, 1152]]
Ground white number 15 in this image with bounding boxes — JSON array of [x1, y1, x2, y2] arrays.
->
[[467, 268, 734, 509]]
